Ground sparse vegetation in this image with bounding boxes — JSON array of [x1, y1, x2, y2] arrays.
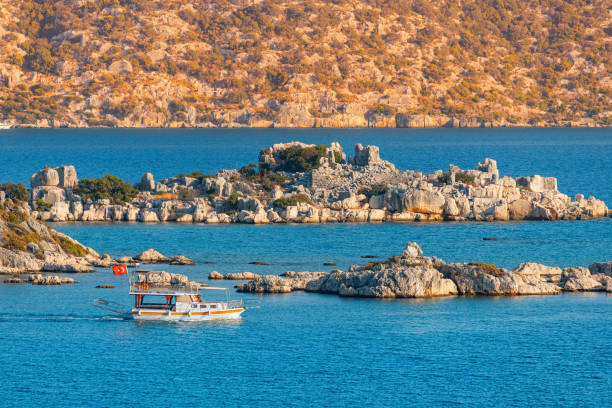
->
[[273, 194, 311, 209], [52, 232, 87, 257], [35, 199, 53, 211], [177, 171, 216, 180], [358, 184, 388, 199], [468, 262, 503, 276], [176, 186, 194, 199], [226, 193, 244, 211], [438, 171, 476, 185]]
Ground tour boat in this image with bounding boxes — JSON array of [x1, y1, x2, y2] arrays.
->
[[0, 123, 12, 130], [94, 269, 255, 322]]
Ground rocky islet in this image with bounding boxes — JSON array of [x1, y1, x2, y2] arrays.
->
[[25, 141, 610, 224], [236, 242, 612, 298]]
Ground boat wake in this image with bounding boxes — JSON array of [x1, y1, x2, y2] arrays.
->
[[0, 312, 132, 322]]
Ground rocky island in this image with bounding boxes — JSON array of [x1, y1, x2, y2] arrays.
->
[[236, 242, 612, 297], [23, 141, 610, 224]]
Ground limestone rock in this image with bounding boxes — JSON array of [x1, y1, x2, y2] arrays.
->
[[237, 272, 327, 293], [28, 275, 77, 285], [402, 189, 445, 214], [439, 263, 561, 295], [560, 267, 604, 291], [351, 144, 381, 166], [208, 270, 223, 280], [401, 242, 423, 258], [56, 166, 78, 188], [168, 255, 195, 265], [134, 248, 169, 263], [108, 59, 133, 75], [513, 262, 562, 282], [306, 266, 458, 298], [223, 272, 261, 280], [31, 167, 60, 188], [137, 173, 155, 191]]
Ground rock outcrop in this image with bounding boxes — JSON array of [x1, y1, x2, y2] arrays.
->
[[208, 270, 223, 280], [133, 249, 194, 265], [223, 272, 261, 280], [236, 272, 328, 293], [0, 197, 100, 274], [237, 241, 611, 298]]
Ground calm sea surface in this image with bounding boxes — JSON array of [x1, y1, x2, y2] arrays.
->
[[1, 128, 611, 407]]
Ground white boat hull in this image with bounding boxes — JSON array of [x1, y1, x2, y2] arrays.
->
[[132, 308, 245, 321]]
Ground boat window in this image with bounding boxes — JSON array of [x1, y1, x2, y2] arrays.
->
[[191, 304, 197, 308], [210, 305, 217, 308], [200, 305, 207, 308]]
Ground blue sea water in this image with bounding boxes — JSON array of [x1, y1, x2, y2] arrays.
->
[[1, 128, 612, 407]]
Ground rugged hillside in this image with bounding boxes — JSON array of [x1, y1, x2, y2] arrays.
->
[[0, 0, 610, 128], [0, 190, 98, 273]]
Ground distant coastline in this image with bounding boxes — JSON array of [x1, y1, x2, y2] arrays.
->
[[5, 121, 610, 129]]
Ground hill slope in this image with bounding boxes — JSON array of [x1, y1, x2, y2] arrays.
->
[[0, 0, 610, 128]]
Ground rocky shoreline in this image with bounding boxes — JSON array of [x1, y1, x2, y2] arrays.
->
[[23, 141, 610, 225], [0, 193, 195, 274], [235, 242, 612, 298]]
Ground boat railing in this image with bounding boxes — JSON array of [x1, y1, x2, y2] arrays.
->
[[129, 281, 200, 294], [226, 300, 243, 309]]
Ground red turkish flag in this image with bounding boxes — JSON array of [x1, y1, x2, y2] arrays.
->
[[112, 264, 128, 275]]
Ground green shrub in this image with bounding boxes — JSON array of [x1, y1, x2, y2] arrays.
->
[[438, 171, 475, 185], [226, 193, 244, 211], [273, 194, 311, 209], [266, 67, 289, 90], [0, 182, 29, 202], [176, 186, 194, 199], [237, 164, 286, 192], [36, 199, 53, 211], [76, 174, 138, 204], [260, 172, 287, 191], [239, 164, 257, 178], [24, 39, 55, 74], [358, 184, 388, 199], [277, 145, 327, 173], [177, 171, 216, 180]]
